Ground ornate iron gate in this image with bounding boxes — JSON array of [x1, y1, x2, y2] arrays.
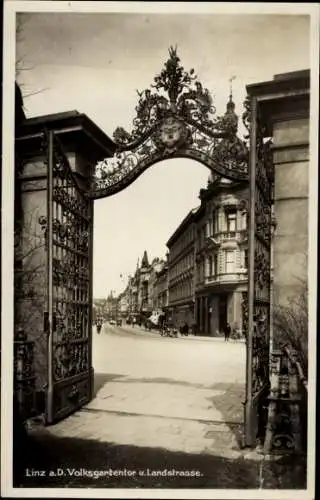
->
[[45, 130, 93, 424], [34, 48, 274, 445], [244, 96, 273, 447]]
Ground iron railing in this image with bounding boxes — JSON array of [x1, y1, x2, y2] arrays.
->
[[14, 328, 37, 421], [264, 345, 308, 454]]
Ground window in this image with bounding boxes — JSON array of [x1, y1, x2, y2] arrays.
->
[[225, 250, 235, 273], [208, 256, 213, 276], [244, 249, 248, 269], [226, 210, 237, 233], [212, 210, 217, 234], [214, 253, 219, 275]]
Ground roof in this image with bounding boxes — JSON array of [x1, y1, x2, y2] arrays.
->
[[246, 69, 310, 135], [199, 178, 247, 201], [141, 250, 149, 268], [16, 110, 117, 162], [166, 206, 200, 248], [246, 69, 310, 96]]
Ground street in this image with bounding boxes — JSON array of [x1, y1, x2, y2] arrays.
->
[[17, 325, 306, 489], [90, 324, 246, 456]]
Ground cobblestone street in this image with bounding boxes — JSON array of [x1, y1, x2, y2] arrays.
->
[[16, 325, 306, 490]]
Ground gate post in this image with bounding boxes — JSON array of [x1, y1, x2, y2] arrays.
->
[[15, 111, 115, 420], [244, 70, 310, 449]]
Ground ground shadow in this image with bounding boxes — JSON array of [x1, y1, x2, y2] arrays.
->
[[13, 427, 306, 489], [93, 373, 125, 398], [207, 382, 245, 447], [116, 376, 209, 389]]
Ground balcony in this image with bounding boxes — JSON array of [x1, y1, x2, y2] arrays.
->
[[213, 230, 247, 244], [204, 270, 248, 286], [199, 230, 247, 252]]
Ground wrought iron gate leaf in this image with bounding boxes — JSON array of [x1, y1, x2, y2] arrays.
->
[[45, 129, 93, 423], [244, 96, 273, 447]]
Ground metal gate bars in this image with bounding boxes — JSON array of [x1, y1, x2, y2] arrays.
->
[[244, 96, 273, 448], [45, 130, 93, 424]]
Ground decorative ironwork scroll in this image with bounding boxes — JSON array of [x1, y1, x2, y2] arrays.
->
[[14, 328, 37, 420], [264, 349, 306, 454], [88, 46, 249, 200], [244, 95, 274, 448], [43, 130, 93, 423]]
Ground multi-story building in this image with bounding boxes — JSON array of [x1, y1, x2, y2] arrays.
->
[[194, 176, 249, 336], [117, 288, 130, 318], [137, 251, 150, 314], [153, 260, 169, 311], [124, 252, 166, 317], [105, 291, 119, 320], [148, 257, 166, 311], [128, 271, 139, 314], [166, 208, 198, 328], [164, 174, 249, 336]]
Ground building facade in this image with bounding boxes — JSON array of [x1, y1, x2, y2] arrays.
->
[[165, 177, 249, 336], [153, 261, 169, 311], [105, 292, 119, 320], [117, 288, 130, 318], [123, 252, 166, 318], [166, 209, 198, 329], [194, 177, 249, 336], [148, 258, 167, 311]]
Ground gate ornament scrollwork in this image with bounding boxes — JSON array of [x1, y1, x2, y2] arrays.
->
[[43, 130, 92, 422], [89, 46, 249, 199], [243, 91, 274, 448]]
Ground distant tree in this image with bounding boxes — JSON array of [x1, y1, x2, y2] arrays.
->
[[273, 278, 308, 376], [16, 13, 48, 107]]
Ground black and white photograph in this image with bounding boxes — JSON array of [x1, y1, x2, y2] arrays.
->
[[1, 1, 319, 498]]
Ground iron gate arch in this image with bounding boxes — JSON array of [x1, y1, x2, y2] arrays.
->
[[43, 46, 273, 448]]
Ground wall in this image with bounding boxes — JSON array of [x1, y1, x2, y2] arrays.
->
[[16, 158, 48, 392], [273, 118, 309, 305]]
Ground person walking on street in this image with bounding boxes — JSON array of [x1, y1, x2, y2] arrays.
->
[[224, 322, 231, 342]]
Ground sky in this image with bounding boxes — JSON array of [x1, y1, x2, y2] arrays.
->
[[15, 9, 310, 298]]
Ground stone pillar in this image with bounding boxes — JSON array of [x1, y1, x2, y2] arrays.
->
[[273, 117, 309, 306], [233, 291, 243, 332], [207, 297, 212, 336], [15, 111, 115, 410], [246, 71, 309, 310], [195, 297, 199, 334], [198, 297, 203, 334], [204, 296, 209, 335], [210, 295, 219, 336], [227, 293, 233, 325]]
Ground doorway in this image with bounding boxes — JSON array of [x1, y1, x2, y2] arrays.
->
[[218, 293, 229, 334]]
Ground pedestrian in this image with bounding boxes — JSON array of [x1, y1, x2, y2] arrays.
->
[[96, 318, 102, 334], [182, 322, 189, 336], [224, 322, 231, 342]]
